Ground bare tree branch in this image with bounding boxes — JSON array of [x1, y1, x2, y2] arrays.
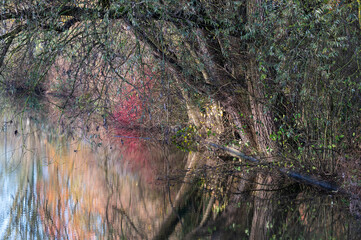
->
[[0, 25, 24, 68]]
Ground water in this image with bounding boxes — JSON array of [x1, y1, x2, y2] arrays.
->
[[0, 117, 360, 239], [0, 118, 186, 239]]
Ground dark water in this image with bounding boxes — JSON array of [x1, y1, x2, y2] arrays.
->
[[0, 116, 360, 239]]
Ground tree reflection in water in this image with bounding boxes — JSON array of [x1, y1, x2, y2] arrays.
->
[[0, 117, 360, 239]]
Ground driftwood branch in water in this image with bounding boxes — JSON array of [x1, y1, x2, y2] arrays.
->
[[207, 142, 339, 192]]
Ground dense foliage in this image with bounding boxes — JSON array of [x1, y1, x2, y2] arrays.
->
[[0, 0, 360, 178]]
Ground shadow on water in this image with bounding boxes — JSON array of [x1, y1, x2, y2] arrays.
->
[[0, 113, 360, 239]]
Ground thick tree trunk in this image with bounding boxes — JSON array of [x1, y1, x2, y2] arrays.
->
[[245, 0, 277, 156], [247, 59, 277, 155], [245, 2, 279, 238]]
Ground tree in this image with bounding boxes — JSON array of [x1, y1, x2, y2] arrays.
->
[[2, 1, 361, 238], [1, 0, 360, 168]]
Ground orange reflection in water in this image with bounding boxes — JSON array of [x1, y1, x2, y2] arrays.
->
[[36, 137, 180, 239]]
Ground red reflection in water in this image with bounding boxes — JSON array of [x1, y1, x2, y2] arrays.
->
[[112, 133, 161, 184], [111, 67, 161, 184]]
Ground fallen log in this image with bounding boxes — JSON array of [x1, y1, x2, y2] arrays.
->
[[207, 142, 339, 192]]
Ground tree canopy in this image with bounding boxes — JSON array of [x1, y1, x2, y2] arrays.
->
[[1, 0, 361, 173]]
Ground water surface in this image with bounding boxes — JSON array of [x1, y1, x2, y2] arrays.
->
[[0, 116, 360, 239]]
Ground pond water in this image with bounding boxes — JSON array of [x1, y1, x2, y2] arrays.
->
[[0, 116, 360, 239]]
